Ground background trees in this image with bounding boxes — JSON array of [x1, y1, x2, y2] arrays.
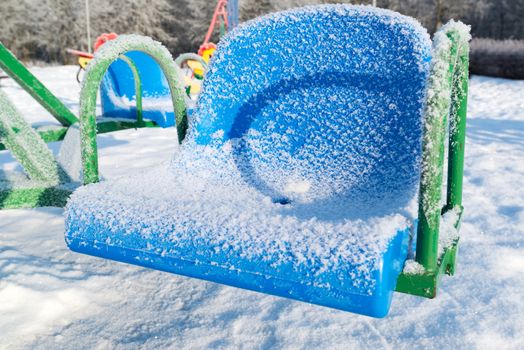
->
[[1, 0, 523, 63]]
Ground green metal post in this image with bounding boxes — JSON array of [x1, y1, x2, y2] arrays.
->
[[0, 42, 78, 126], [415, 37, 456, 272], [396, 24, 470, 297], [446, 33, 469, 210], [119, 55, 144, 125], [79, 35, 187, 185]]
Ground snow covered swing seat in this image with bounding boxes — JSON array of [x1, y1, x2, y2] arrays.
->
[[66, 5, 433, 318]]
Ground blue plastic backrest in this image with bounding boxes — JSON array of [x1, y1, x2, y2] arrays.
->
[[189, 5, 431, 206]]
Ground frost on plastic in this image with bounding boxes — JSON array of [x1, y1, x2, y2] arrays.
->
[[403, 260, 425, 274], [192, 4, 431, 206], [66, 5, 433, 295]]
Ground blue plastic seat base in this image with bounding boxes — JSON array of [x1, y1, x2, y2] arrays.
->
[[67, 228, 408, 317], [65, 160, 411, 318]]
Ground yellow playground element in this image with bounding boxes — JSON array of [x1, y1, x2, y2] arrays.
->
[[200, 45, 216, 64], [183, 74, 203, 95], [186, 60, 205, 79], [78, 56, 92, 69]]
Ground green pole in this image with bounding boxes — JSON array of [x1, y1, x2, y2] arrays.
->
[[0, 89, 68, 183], [416, 27, 470, 272], [446, 34, 469, 210], [0, 42, 78, 126], [119, 55, 144, 125], [396, 23, 470, 297], [415, 32, 458, 272]]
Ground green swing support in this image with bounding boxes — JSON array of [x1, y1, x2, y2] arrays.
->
[[396, 25, 470, 298]]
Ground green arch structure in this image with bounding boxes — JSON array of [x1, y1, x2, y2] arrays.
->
[[79, 35, 188, 185]]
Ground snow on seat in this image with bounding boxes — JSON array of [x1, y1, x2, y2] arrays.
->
[[65, 5, 431, 318]]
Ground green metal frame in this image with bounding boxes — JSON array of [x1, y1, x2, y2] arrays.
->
[[0, 187, 73, 209], [0, 88, 72, 209], [396, 25, 470, 297], [0, 38, 170, 209]]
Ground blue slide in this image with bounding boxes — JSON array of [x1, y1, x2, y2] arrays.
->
[[100, 51, 175, 127]]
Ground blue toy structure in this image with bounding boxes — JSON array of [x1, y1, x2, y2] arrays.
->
[[65, 5, 470, 318], [100, 51, 175, 127]]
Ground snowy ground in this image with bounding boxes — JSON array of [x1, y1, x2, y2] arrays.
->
[[1, 66, 523, 349]]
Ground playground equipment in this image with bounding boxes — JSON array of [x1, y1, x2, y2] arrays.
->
[[1, 0, 240, 209], [68, 0, 239, 125], [64, 5, 470, 318], [177, 0, 239, 98], [68, 33, 182, 127], [0, 37, 183, 209], [175, 53, 209, 102]]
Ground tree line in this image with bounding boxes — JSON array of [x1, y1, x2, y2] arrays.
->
[[1, 0, 523, 63]]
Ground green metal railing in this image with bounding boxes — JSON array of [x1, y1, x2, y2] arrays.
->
[[79, 35, 188, 185], [118, 55, 144, 125], [396, 26, 469, 297]]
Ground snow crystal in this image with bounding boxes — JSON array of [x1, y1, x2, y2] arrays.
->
[[403, 259, 425, 274], [438, 206, 461, 257]]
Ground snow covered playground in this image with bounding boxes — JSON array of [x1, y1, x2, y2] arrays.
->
[[1, 3, 523, 349]]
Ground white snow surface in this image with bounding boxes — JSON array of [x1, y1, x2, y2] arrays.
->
[[1, 66, 524, 349]]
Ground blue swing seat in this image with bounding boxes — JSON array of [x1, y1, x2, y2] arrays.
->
[[65, 5, 431, 318]]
